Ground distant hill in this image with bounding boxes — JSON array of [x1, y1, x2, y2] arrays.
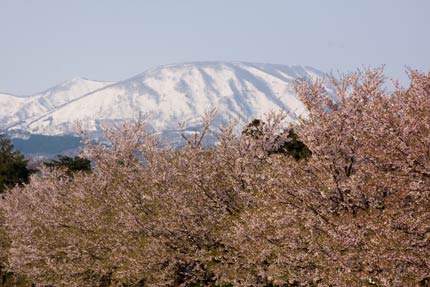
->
[[12, 134, 83, 157]]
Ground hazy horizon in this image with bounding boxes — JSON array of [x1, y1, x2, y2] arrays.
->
[[1, 0, 429, 95]]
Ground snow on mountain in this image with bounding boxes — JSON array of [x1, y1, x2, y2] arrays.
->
[[0, 93, 28, 123], [33, 77, 114, 109], [1, 62, 328, 137], [0, 78, 113, 129]]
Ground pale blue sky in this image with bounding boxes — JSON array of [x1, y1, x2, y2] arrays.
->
[[1, 0, 429, 95]]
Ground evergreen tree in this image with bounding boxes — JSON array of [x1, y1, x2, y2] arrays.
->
[[0, 134, 32, 193], [44, 155, 91, 176], [242, 119, 311, 160], [242, 118, 264, 139], [271, 129, 311, 160]]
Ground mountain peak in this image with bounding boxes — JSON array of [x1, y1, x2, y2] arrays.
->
[[61, 76, 109, 87], [1, 62, 329, 137]]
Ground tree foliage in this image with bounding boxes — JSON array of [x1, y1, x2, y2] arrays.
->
[[0, 135, 32, 193], [0, 136, 32, 286], [242, 119, 311, 160], [44, 155, 92, 176], [1, 69, 430, 286]]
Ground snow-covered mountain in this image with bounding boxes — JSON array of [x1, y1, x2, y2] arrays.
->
[[1, 62, 327, 137], [0, 78, 113, 130]]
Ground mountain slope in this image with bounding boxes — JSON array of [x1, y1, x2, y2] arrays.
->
[[0, 78, 113, 130], [0, 93, 29, 125], [2, 62, 328, 136]]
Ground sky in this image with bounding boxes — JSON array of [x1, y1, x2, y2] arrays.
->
[[0, 0, 429, 95]]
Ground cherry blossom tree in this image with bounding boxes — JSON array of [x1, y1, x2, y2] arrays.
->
[[0, 69, 429, 287]]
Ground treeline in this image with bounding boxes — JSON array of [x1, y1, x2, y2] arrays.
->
[[0, 145, 91, 191], [1, 68, 430, 286]]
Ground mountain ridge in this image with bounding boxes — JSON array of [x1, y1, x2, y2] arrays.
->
[[0, 62, 329, 137]]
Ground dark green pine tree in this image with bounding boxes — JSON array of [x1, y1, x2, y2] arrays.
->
[[242, 118, 265, 139], [270, 129, 312, 161], [44, 155, 91, 176], [0, 134, 32, 193], [242, 119, 311, 161]]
